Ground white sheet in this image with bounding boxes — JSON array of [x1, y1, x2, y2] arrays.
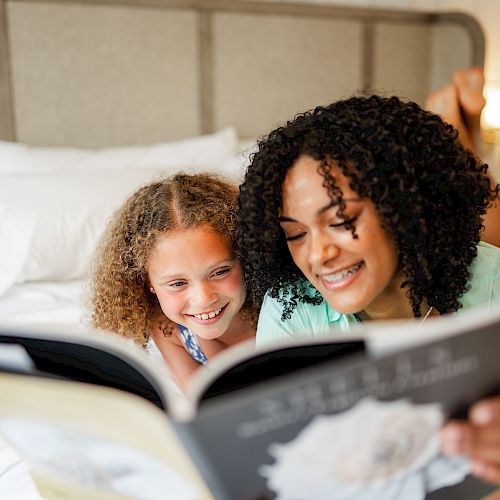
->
[[0, 281, 86, 332]]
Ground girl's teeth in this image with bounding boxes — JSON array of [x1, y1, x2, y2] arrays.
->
[[324, 263, 362, 283], [194, 307, 222, 320]]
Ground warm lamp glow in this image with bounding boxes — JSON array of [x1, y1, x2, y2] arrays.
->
[[481, 82, 500, 143]]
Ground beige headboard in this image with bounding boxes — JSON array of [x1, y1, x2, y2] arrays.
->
[[0, 0, 485, 147]]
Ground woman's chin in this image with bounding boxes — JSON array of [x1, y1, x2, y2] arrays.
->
[[321, 294, 367, 316]]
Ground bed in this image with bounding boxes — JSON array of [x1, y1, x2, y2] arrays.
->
[[0, 0, 486, 497], [0, 0, 485, 331]]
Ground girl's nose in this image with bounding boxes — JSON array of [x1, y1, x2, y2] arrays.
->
[[191, 282, 218, 308]]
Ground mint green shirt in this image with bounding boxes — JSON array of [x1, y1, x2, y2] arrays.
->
[[256, 242, 500, 348]]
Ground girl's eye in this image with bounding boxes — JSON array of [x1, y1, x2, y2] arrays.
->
[[211, 267, 231, 278], [168, 281, 187, 288]]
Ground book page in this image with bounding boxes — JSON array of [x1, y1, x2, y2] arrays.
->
[[185, 336, 365, 414], [365, 303, 500, 356], [0, 373, 213, 500]]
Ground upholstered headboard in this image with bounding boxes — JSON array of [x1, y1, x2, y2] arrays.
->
[[0, 0, 485, 147]]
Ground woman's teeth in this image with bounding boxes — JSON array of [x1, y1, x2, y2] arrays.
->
[[323, 263, 363, 283], [193, 307, 223, 320]]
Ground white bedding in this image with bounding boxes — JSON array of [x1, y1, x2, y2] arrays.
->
[[0, 281, 85, 331], [0, 127, 251, 323]]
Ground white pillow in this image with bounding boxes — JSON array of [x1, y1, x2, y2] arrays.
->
[[0, 127, 238, 175], [218, 139, 257, 184], [0, 163, 243, 296]]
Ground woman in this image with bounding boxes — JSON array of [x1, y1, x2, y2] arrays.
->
[[89, 173, 257, 390], [236, 95, 500, 483]]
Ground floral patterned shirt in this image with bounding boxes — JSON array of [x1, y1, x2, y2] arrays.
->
[[177, 324, 208, 365]]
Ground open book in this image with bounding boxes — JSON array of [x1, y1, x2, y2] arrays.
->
[[0, 305, 499, 500]]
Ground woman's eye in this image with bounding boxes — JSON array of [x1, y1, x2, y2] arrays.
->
[[280, 223, 306, 242], [330, 216, 358, 229], [285, 232, 305, 242]]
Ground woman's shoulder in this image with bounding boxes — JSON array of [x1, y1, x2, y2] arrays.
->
[[473, 241, 500, 278], [271, 278, 321, 301], [256, 280, 353, 348], [477, 240, 500, 259], [265, 279, 327, 320], [461, 241, 500, 311]]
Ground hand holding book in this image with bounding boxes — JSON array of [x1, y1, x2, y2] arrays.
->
[[442, 396, 500, 484]]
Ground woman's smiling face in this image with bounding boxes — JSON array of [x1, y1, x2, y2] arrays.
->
[[147, 225, 246, 340], [279, 155, 402, 317]]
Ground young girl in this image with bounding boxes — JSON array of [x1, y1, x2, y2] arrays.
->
[[89, 173, 257, 390], [236, 95, 500, 483]]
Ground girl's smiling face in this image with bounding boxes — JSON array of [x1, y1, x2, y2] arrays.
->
[[279, 155, 404, 319], [147, 225, 246, 340]]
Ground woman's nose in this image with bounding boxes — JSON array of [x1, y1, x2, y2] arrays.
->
[[308, 231, 340, 268]]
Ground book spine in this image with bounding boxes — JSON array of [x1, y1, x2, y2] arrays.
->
[[172, 421, 233, 500]]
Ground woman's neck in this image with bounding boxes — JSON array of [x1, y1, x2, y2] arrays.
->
[[357, 272, 430, 322]]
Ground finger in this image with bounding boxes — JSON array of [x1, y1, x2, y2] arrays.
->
[[470, 459, 500, 485], [442, 421, 500, 464], [441, 421, 473, 456], [470, 398, 500, 425]]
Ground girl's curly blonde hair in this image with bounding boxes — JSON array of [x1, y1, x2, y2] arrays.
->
[[88, 172, 256, 346]]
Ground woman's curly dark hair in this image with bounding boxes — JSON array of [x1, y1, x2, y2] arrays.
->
[[236, 95, 498, 320]]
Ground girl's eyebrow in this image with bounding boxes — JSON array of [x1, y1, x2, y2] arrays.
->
[[279, 198, 362, 222], [158, 259, 236, 281], [158, 273, 188, 281]]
